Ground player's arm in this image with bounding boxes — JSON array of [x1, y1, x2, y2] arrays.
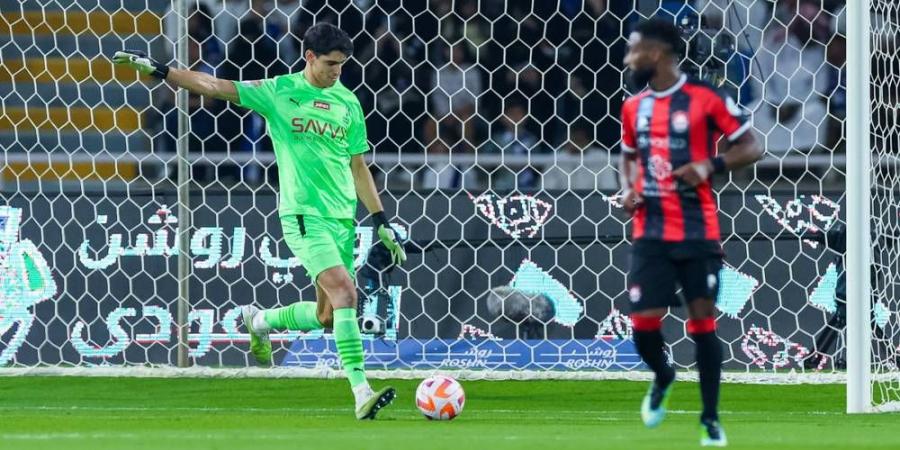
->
[[166, 67, 239, 103], [618, 151, 643, 214], [674, 91, 764, 186], [351, 155, 407, 265], [618, 102, 643, 214], [112, 50, 239, 103], [675, 132, 763, 187], [716, 131, 764, 172], [351, 154, 385, 219]]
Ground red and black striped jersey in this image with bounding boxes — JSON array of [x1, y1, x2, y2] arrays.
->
[[620, 75, 750, 242]]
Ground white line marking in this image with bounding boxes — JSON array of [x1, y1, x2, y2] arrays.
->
[[0, 405, 846, 416]]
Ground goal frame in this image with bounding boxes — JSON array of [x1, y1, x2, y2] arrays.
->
[[846, 0, 883, 415]]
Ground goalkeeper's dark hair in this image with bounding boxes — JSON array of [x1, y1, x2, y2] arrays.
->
[[303, 23, 353, 57], [634, 18, 684, 57]]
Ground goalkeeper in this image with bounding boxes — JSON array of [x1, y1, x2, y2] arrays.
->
[[113, 23, 406, 420]]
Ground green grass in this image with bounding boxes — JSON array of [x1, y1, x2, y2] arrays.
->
[[0, 377, 897, 450]]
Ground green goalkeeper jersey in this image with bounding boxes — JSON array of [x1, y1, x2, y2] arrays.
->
[[234, 72, 369, 219]]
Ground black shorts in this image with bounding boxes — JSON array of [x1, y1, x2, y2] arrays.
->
[[627, 239, 724, 313]]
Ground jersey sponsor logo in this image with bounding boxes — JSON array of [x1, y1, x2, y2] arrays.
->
[[638, 135, 687, 150], [314, 100, 331, 110], [637, 115, 650, 131], [291, 117, 348, 140], [671, 111, 689, 133]]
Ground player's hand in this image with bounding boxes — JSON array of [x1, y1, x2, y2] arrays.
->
[[621, 188, 643, 215], [673, 160, 713, 187], [112, 50, 169, 79], [372, 211, 406, 266], [376, 225, 407, 266]]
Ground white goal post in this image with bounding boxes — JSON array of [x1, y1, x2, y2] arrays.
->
[[845, 0, 872, 414]]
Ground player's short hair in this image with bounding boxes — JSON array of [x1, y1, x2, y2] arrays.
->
[[303, 23, 353, 57], [633, 18, 684, 56]]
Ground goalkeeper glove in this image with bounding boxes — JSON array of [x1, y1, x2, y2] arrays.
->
[[372, 212, 406, 266], [112, 50, 169, 79]]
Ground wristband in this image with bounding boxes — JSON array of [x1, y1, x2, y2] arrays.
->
[[152, 63, 170, 80], [372, 211, 389, 228]]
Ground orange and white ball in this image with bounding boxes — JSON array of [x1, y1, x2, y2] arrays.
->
[[415, 375, 465, 420]]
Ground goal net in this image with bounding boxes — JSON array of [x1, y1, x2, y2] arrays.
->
[[861, 0, 900, 412], [0, 0, 894, 403]]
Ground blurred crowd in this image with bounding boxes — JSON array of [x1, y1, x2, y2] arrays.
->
[[147, 0, 856, 190]]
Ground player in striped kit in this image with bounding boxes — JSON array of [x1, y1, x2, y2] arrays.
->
[[618, 18, 764, 447]]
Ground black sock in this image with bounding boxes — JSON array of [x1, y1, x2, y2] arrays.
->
[[692, 330, 723, 422], [634, 329, 675, 387]]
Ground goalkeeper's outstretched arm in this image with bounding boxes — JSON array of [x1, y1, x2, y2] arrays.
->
[[112, 50, 238, 103]]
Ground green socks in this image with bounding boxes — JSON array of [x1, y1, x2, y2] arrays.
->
[[261, 305, 367, 389], [262, 302, 322, 331], [333, 307, 367, 388]]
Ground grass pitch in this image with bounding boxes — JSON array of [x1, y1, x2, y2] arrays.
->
[[0, 377, 897, 450]]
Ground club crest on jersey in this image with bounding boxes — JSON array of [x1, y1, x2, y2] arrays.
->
[[672, 111, 689, 133], [648, 154, 673, 181], [314, 100, 331, 110]]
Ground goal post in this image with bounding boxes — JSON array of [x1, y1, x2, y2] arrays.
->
[[845, 0, 872, 414]]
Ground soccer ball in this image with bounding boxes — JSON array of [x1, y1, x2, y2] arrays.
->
[[415, 375, 465, 420]]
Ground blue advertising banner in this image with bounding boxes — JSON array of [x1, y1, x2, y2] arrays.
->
[[283, 338, 643, 371]]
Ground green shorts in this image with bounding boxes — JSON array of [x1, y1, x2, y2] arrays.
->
[[280, 214, 356, 283]]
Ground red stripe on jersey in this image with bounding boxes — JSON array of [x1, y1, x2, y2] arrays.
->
[[622, 92, 654, 240], [684, 85, 721, 240], [621, 99, 639, 151], [652, 97, 685, 241], [633, 162, 646, 240]]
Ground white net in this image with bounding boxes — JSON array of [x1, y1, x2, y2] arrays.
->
[[0, 0, 884, 387], [869, 0, 900, 411]]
